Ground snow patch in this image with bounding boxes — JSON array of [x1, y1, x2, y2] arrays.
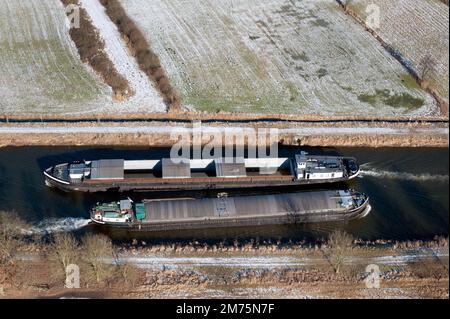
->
[[0, 124, 448, 136], [120, 255, 304, 270]]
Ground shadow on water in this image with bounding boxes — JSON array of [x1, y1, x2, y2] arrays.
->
[[0, 146, 448, 243]]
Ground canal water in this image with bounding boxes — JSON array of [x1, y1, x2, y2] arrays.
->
[[0, 146, 448, 242]]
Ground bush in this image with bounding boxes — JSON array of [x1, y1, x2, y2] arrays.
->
[[0, 212, 28, 285], [114, 262, 142, 287], [324, 230, 354, 274], [49, 233, 80, 286], [409, 258, 448, 281], [82, 234, 115, 285]]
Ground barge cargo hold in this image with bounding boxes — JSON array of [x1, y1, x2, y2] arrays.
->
[[90, 190, 371, 231], [44, 154, 360, 193]]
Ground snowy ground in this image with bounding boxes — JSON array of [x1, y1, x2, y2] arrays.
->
[[122, 0, 438, 116], [0, 0, 107, 114], [0, 0, 165, 115], [118, 250, 449, 270], [348, 0, 449, 102]]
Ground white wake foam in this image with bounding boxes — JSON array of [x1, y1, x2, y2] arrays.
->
[[360, 169, 449, 182], [26, 218, 90, 235]]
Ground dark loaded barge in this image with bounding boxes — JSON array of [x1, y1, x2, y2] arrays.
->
[[44, 153, 360, 192], [90, 189, 371, 231]]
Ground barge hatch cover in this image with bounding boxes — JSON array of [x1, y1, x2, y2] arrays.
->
[[162, 158, 191, 179], [91, 159, 124, 180], [142, 191, 349, 223], [215, 159, 247, 178]]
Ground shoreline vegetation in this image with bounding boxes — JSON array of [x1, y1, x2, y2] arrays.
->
[[0, 133, 447, 148], [0, 212, 448, 299]]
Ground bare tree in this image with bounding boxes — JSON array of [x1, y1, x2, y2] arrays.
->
[[111, 248, 141, 287], [0, 212, 28, 284], [82, 234, 115, 284], [324, 230, 354, 274], [50, 233, 80, 281], [115, 261, 141, 287], [0, 212, 27, 265], [419, 53, 437, 82]]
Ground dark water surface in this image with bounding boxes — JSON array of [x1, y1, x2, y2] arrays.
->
[[0, 146, 448, 242]]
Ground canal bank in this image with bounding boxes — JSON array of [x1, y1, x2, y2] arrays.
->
[[3, 236, 448, 299]]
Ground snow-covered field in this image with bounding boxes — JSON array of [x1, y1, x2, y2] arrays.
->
[[0, 0, 165, 115], [122, 0, 438, 116], [348, 0, 449, 102], [0, 0, 443, 116]]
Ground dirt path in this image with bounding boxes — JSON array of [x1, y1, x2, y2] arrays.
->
[[0, 124, 448, 135]]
